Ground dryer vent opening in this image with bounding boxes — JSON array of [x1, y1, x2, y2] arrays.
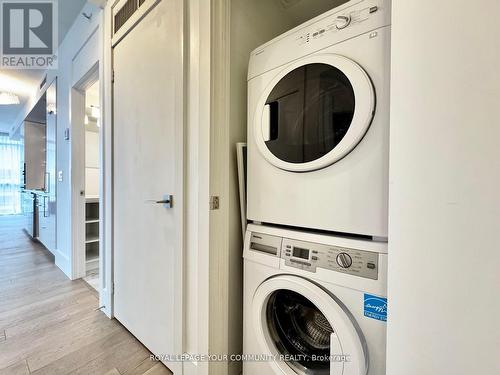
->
[[267, 289, 334, 374]]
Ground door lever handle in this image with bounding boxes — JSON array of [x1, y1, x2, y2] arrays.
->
[[152, 194, 173, 208]]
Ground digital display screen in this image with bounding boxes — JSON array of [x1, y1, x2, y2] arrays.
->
[[293, 247, 309, 259]]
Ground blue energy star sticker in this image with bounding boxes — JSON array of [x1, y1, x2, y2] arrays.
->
[[364, 293, 387, 321]]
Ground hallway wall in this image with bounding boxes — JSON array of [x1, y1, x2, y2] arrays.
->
[[9, 2, 103, 277], [52, 3, 102, 277]]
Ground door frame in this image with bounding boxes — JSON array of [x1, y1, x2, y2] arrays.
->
[[101, 1, 241, 373], [71, 64, 107, 296], [183, 0, 235, 373], [70, 8, 112, 316], [206, 0, 232, 374], [101, 0, 114, 319], [71, 66, 98, 282]]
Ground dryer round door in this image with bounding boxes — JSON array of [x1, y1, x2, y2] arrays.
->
[[252, 275, 367, 375], [253, 54, 375, 172]]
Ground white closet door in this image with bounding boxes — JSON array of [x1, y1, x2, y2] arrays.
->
[[112, 0, 184, 372]]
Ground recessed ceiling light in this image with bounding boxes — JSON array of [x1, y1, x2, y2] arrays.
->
[[0, 92, 20, 105]]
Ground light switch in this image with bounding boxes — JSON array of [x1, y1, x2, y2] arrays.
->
[[58, 170, 63, 182]]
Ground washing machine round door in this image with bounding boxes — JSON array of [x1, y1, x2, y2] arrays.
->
[[252, 275, 367, 375], [254, 54, 375, 172]]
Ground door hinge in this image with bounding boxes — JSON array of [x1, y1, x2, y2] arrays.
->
[[209, 196, 220, 210], [112, 70, 115, 83]]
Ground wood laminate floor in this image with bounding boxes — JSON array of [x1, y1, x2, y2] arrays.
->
[[0, 215, 172, 375]]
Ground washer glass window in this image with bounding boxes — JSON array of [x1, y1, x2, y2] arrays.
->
[[267, 289, 334, 374], [264, 63, 355, 164]]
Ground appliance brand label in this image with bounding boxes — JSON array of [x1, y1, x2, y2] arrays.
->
[[364, 294, 387, 321]]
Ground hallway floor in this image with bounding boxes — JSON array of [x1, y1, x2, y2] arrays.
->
[[0, 216, 172, 375]]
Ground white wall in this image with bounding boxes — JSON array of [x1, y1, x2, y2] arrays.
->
[[8, 3, 101, 279], [388, 1, 500, 374], [226, 1, 296, 371], [85, 129, 99, 197], [40, 2, 101, 277]]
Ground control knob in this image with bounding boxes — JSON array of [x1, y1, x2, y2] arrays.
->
[[336, 252, 353, 268], [335, 15, 351, 30]]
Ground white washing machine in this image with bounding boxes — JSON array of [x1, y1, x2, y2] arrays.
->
[[243, 224, 387, 375], [247, 0, 391, 238]]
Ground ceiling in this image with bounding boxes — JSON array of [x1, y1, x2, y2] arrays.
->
[[0, 0, 87, 133]]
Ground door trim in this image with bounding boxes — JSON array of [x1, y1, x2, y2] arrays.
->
[[207, 0, 232, 373], [102, 0, 115, 319], [71, 64, 100, 282]]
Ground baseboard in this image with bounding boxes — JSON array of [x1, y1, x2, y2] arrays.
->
[[55, 249, 72, 279]]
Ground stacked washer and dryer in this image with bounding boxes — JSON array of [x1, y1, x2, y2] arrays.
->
[[243, 1, 391, 374]]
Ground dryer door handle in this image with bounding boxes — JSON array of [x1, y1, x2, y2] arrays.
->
[[262, 102, 279, 142], [262, 104, 271, 142]]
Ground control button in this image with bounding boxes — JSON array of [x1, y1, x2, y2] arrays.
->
[[312, 256, 318, 261], [336, 252, 353, 268], [369, 6, 378, 13], [367, 262, 376, 269], [335, 15, 351, 30], [312, 250, 318, 254]]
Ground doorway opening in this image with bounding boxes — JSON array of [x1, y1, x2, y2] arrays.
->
[[82, 81, 101, 290], [71, 63, 103, 295]]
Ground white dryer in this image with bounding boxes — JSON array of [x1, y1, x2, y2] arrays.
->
[[247, 0, 391, 238], [243, 224, 387, 375]]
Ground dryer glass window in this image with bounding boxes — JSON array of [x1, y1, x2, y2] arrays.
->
[[264, 63, 355, 164], [267, 289, 333, 374]]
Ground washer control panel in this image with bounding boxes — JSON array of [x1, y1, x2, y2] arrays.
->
[[281, 237, 379, 280]]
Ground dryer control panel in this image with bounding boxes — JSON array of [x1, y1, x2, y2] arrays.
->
[[296, 4, 380, 46], [281, 238, 379, 280]]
